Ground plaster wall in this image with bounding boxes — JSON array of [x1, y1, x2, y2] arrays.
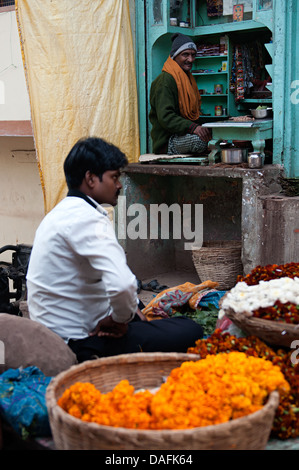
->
[[0, 137, 44, 263], [0, 9, 31, 121]]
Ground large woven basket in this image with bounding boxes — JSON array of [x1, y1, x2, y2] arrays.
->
[[225, 307, 299, 348], [192, 241, 243, 290], [46, 352, 279, 450]]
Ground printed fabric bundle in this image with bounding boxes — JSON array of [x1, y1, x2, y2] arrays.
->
[[0, 366, 51, 437], [142, 281, 224, 320]]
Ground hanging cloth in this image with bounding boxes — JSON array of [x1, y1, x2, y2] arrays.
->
[[162, 56, 202, 121], [16, 0, 140, 214]]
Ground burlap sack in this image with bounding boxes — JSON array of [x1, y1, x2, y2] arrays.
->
[[0, 313, 77, 377]]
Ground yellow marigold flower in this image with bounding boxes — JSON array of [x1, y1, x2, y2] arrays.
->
[[58, 352, 289, 430]]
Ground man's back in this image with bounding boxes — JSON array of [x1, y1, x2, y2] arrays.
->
[[27, 196, 137, 341]]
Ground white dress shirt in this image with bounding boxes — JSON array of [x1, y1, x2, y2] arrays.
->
[[26, 195, 138, 342]]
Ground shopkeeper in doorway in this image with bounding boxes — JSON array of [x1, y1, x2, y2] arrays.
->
[[149, 33, 211, 155]]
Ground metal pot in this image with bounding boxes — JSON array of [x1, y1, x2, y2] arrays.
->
[[248, 152, 264, 168], [250, 108, 268, 119], [221, 148, 248, 164]]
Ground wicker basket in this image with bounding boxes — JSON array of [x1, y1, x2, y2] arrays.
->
[[225, 307, 299, 348], [46, 352, 279, 450], [192, 241, 243, 290]]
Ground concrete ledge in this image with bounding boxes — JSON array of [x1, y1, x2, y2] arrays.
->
[[126, 162, 284, 179]]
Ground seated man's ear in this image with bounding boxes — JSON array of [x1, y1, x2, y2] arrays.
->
[[84, 170, 97, 188]]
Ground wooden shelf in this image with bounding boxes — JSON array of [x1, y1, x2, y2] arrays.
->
[[241, 98, 272, 103], [199, 115, 228, 119], [195, 55, 228, 59], [192, 20, 269, 36], [200, 94, 228, 97], [192, 71, 227, 76]]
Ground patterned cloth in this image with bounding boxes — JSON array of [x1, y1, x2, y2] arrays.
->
[[168, 133, 208, 155], [0, 366, 51, 437], [142, 281, 219, 320], [150, 290, 194, 317]]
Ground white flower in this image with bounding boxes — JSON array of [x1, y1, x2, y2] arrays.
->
[[222, 277, 299, 313], [218, 308, 225, 319]]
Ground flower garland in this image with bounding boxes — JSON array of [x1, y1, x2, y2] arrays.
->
[[252, 300, 299, 324], [58, 352, 288, 431], [219, 263, 299, 325], [219, 276, 299, 324], [237, 262, 299, 285], [187, 329, 299, 439]]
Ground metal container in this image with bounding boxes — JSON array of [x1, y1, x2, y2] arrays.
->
[[250, 108, 268, 119], [248, 152, 264, 168], [221, 148, 248, 164], [215, 105, 223, 116]]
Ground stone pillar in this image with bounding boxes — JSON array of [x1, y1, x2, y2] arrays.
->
[[241, 166, 283, 274], [260, 194, 299, 265]]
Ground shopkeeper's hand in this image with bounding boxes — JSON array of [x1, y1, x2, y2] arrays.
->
[[89, 315, 128, 338], [193, 125, 212, 142]]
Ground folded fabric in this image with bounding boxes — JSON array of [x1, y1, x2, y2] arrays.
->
[[142, 281, 219, 320], [197, 290, 227, 309], [0, 366, 52, 437]]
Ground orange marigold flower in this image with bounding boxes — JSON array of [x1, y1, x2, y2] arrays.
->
[[187, 329, 299, 439], [58, 352, 289, 431]]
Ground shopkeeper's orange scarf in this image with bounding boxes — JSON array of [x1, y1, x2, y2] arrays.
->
[[162, 56, 202, 121]]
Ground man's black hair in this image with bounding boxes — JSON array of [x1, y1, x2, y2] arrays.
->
[[64, 137, 128, 189]]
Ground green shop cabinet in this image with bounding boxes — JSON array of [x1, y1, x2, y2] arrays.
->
[[192, 37, 230, 120], [135, 0, 299, 178]]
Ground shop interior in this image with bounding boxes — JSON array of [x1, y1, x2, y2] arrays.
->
[[147, 0, 274, 161]]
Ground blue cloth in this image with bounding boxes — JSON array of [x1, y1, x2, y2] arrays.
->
[[198, 290, 226, 309], [0, 366, 52, 437]]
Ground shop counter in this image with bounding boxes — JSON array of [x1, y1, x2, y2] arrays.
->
[[203, 119, 273, 164]]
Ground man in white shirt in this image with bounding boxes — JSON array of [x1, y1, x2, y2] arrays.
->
[[27, 137, 203, 362]]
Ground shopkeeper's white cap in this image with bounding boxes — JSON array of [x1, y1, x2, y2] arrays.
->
[[170, 33, 197, 59]]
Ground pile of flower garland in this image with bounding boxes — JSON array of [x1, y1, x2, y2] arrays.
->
[[221, 262, 299, 324], [188, 329, 299, 440], [220, 276, 299, 324], [237, 262, 299, 285], [58, 352, 288, 431]]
